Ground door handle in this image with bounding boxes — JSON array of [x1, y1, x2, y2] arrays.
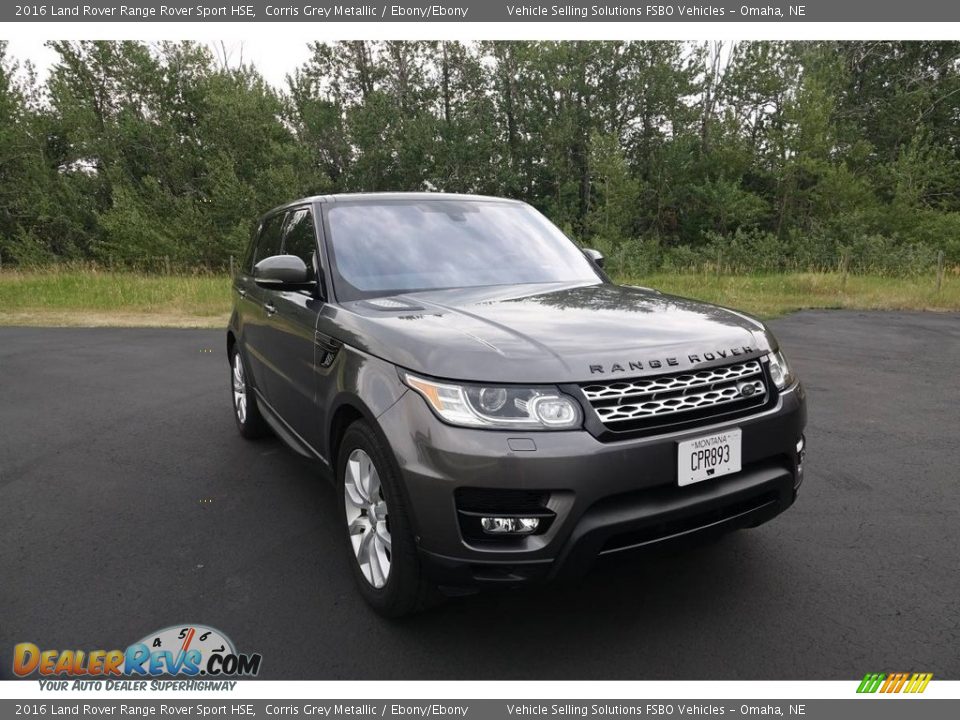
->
[[264, 302, 277, 316], [236, 288, 246, 298]]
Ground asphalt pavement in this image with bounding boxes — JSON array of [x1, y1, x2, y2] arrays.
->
[[1, 311, 958, 679]]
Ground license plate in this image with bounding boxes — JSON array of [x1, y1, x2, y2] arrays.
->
[[677, 428, 742, 486]]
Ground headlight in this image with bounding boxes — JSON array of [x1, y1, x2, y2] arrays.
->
[[403, 373, 582, 430], [766, 349, 794, 390]]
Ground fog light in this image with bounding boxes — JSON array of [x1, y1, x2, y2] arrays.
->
[[480, 517, 540, 535]]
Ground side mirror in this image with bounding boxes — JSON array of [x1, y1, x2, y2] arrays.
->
[[253, 255, 311, 287], [582, 248, 605, 269]]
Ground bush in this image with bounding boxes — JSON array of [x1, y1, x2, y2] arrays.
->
[[596, 230, 950, 278]]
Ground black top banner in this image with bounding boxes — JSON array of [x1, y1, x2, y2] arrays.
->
[[3, 1, 957, 23]]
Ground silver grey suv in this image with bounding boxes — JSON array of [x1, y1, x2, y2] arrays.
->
[[227, 193, 807, 616]]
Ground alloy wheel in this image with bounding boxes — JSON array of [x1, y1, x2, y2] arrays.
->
[[232, 353, 247, 424], [344, 448, 392, 588]]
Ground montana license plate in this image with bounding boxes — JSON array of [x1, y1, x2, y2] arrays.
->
[[677, 428, 742, 486]]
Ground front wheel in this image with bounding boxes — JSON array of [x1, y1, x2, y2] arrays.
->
[[337, 420, 436, 617]]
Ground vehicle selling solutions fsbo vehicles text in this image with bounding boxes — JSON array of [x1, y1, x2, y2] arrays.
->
[[504, 5, 805, 18]]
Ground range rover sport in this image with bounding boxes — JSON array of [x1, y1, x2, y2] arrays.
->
[[227, 193, 807, 616]]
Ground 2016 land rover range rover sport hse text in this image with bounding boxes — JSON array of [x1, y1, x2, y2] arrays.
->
[[227, 193, 807, 616]]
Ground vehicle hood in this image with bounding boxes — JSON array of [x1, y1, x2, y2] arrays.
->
[[334, 282, 772, 384]]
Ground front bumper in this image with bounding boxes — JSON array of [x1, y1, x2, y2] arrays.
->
[[377, 381, 806, 589]]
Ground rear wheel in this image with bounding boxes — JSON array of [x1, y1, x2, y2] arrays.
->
[[337, 420, 436, 617], [230, 346, 270, 439]]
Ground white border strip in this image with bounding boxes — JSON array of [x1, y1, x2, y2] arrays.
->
[[7, 21, 960, 41]]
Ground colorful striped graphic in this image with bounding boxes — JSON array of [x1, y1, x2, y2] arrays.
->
[[857, 672, 933, 694]]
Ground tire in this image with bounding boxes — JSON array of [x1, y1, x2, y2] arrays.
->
[[337, 420, 437, 617], [230, 345, 270, 440]]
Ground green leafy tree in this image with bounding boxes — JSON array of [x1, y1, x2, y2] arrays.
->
[[2, 40, 960, 271]]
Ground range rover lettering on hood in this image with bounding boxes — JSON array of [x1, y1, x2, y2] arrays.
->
[[589, 345, 758, 375]]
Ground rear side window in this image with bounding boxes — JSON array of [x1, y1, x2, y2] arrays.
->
[[252, 212, 286, 268], [282, 208, 318, 280]]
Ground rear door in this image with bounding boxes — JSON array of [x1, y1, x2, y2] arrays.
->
[[232, 225, 262, 358], [242, 211, 287, 397], [263, 206, 326, 453]]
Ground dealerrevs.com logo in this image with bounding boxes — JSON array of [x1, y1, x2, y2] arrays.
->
[[13, 624, 262, 689]]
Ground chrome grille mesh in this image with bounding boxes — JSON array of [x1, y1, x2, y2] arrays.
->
[[581, 359, 768, 429]]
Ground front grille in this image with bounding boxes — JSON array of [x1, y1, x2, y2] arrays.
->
[[580, 358, 772, 436]]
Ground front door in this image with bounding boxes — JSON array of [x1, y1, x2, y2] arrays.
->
[[243, 211, 286, 396], [263, 206, 326, 454]]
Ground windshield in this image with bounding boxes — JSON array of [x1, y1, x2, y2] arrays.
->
[[324, 199, 601, 300]]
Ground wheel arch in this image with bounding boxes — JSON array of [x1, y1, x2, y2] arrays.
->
[[326, 392, 421, 537], [328, 399, 366, 471]]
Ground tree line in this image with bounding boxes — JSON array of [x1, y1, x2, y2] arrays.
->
[[1, 40, 959, 275]]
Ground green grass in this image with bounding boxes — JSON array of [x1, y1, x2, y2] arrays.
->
[[618, 272, 960, 318], [0, 267, 232, 327], [0, 267, 957, 327]]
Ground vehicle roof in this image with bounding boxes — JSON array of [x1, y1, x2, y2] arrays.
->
[[261, 192, 524, 219]]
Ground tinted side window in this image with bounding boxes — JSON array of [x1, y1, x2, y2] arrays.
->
[[282, 208, 318, 280], [253, 213, 286, 267]]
